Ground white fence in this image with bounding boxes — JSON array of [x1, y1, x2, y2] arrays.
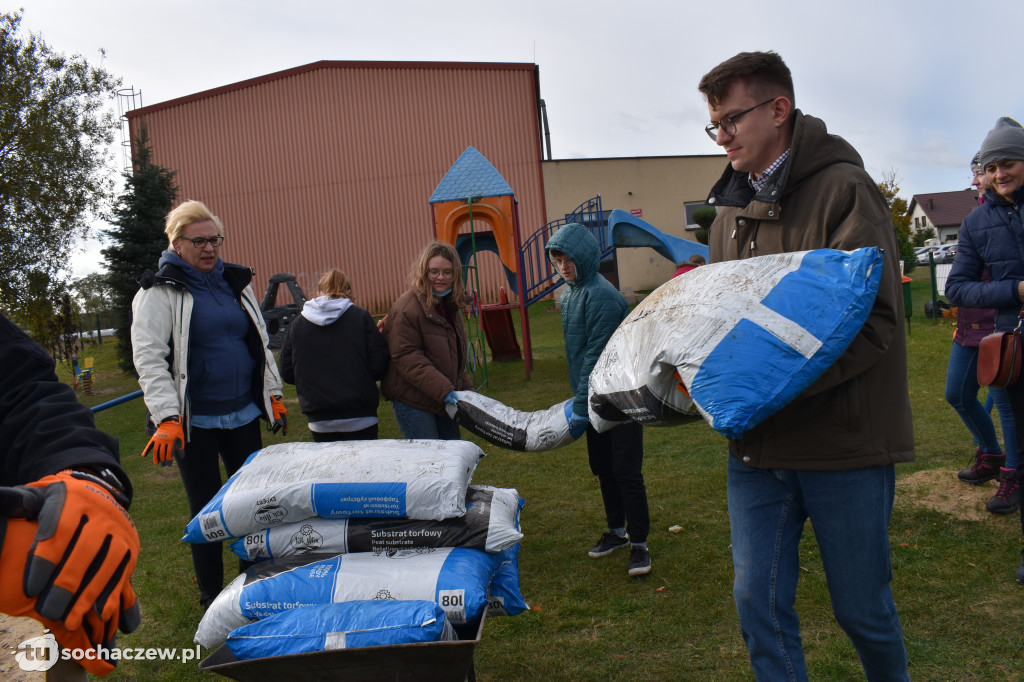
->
[[935, 263, 951, 297]]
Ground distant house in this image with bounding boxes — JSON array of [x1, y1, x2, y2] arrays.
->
[[908, 189, 979, 243]]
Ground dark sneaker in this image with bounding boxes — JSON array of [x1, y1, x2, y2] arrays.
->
[[957, 449, 1005, 485], [588, 532, 629, 558], [1017, 550, 1024, 584], [986, 468, 1021, 514], [628, 546, 651, 577]]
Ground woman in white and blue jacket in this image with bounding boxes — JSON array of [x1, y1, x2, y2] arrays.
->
[[131, 200, 286, 607]]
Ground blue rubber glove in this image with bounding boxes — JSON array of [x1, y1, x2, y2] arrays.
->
[[567, 411, 589, 439], [444, 391, 459, 406]]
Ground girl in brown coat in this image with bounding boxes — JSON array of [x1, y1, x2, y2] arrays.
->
[[381, 242, 473, 439]]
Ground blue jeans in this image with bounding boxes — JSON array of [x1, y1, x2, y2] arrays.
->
[[946, 341, 1002, 455], [987, 386, 1018, 467], [727, 456, 908, 682], [391, 400, 461, 440]]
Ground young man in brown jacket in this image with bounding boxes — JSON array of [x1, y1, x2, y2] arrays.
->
[[699, 51, 914, 681]]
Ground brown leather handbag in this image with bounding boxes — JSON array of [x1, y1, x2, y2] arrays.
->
[[978, 307, 1024, 388]]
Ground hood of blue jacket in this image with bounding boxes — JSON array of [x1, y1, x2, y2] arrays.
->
[[545, 223, 600, 286]]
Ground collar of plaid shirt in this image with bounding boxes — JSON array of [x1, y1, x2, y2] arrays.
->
[[748, 149, 791, 193]]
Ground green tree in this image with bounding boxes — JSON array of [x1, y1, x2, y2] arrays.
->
[[912, 225, 936, 247], [877, 171, 915, 275], [72, 272, 112, 312], [17, 272, 77, 366], [102, 126, 178, 373], [72, 271, 117, 328], [0, 11, 121, 325]]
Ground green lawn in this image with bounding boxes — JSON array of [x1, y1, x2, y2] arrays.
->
[[66, 291, 1023, 681]]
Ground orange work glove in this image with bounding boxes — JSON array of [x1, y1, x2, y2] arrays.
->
[[0, 471, 140, 674], [270, 395, 288, 435], [141, 416, 183, 465], [1, 517, 135, 675]]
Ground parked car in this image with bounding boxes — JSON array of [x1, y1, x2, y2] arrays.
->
[[934, 243, 958, 264], [916, 246, 939, 265]]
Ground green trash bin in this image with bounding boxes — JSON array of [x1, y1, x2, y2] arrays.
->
[[901, 275, 912, 332]]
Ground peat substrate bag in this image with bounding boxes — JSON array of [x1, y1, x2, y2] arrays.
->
[[195, 547, 502, 649], [230, 485, 525, 560], [184, 439, 484, 543], [224, 600, 453, 660], [487, 541, 528, 617], [589, 248, 883, 439], [446, 392, 577, 451]]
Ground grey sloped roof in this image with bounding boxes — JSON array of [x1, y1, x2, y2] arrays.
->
[[429, 146, 514, 203], [908, 189, 979, 228]]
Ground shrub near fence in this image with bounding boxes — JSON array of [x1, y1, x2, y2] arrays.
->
[[915, 259, 953, 319]]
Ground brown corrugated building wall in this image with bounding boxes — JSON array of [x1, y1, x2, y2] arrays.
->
[[127, 61, 547, 315]]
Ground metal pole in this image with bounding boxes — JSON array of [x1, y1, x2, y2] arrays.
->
[[929, 253, 939, 318], [466, 198, 488, 388], [90, 389, 143, 413]]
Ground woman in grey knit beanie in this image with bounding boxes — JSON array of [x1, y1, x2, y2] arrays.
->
[[979, 117, 1024, 201], [946, 115, 1024, 585]]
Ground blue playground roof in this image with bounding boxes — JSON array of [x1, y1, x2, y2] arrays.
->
[[429, 146, 515, 203]]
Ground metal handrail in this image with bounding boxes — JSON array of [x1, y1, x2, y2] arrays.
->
[[521, 196, 608, 305], [90, 389, 143, 413]]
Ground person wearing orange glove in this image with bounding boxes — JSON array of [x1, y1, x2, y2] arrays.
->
[[131, 200, 286, 607], [0, 312, 139, 675]]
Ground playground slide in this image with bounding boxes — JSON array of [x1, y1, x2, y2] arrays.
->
[[460, 209, 708, 364], [457, 209, 707, 297], [606, 209, 709, 266]]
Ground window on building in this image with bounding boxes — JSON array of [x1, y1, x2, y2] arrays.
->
[[684, 201, 710, 230]]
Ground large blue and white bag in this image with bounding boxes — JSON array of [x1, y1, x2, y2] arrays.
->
[[229, 485, 524, 560], [195, 547, 502, 649], [588, 248, 883, 439], [184, 440, 484, 543], [446, 392, 577, 451], [224, 601, 453, 660], [487, 542, 528, 617]]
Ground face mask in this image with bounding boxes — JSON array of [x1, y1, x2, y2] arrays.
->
[[435, 287, 452, 297]]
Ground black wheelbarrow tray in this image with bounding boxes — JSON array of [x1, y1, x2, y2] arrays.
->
[[198, 613, 485, 682]]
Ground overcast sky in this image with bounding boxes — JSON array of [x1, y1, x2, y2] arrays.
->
[[16, 0, 1024, 277]]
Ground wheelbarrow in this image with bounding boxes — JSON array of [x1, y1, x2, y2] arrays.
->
[[198, 612, 485, 681]]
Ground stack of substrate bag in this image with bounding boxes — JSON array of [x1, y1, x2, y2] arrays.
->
[[187, 439, 528, 658]]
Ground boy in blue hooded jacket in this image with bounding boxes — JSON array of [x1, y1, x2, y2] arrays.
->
[[546, 223, 651, 577]]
